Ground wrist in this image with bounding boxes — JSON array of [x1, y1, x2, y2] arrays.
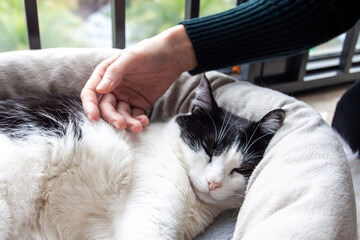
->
[[159, 25, 198, 72]]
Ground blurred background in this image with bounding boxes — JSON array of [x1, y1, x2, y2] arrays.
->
[[0, 0, 240, 51], [1, 1, 359, 122], [1, 0, 358, 53]]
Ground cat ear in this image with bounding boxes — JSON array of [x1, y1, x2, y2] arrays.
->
[[257, 109, 285, 135], [192, 74, 219, 114]]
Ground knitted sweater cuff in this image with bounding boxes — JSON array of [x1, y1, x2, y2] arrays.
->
[[180, 0, 360, 75]]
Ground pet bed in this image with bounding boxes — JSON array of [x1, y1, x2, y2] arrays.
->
[[0, 48, 356, 240]]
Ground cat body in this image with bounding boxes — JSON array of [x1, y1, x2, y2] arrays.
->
[[0, 76, 285, 239], [0, 115, 219, 239]]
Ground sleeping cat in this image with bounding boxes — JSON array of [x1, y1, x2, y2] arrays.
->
[[0, 75, 285, 240]]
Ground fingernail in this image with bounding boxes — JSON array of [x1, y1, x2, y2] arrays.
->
[[112, 122, 120, 129], [136, 116, 149, 126], [97, 79, 112, 91], [87, 114, 93, 122], [85, 103, 99, 122]]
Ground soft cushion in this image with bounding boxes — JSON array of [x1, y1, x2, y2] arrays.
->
[[0, 48, 357, 240]]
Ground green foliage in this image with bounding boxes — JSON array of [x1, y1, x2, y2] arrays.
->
[[0, 0, 91, 52], [37, 0, 93, 48], [0, 1, 29, 51], [199, 0, 236, 17], [126, 0, 236, 45], [0, 0, 237, 51], [126, 0, 185, 44]]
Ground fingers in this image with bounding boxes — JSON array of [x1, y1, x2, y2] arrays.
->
[[99, 93, 127, 129], [132, 108, 149, 127], [99, 94, 149, 133], [81, 54, 121, 121], [81, 88, 101, 122], [116, 102, 145, 133], [97, 49, 143, 93], [82, 49, 149, 132]]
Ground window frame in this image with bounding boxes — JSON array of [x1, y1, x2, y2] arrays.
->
[[22, 0, 360, 93]]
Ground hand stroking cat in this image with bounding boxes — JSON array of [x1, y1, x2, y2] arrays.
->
[[0, 75, 285, 239]]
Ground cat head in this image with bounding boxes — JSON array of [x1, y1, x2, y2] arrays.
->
[[175, 75, 285, 205]]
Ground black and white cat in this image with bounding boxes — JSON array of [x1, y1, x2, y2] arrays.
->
[[0, 75, 285, 240]]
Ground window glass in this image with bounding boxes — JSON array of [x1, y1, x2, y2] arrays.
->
[[199, 0, 237, 17], [0, 0, 243, 51], [126, 0, 238, 46], [126, 0, 185, 46], [37, 0, 112, 48], [309, 33, 346, 58], [0, 0, 29, 52]]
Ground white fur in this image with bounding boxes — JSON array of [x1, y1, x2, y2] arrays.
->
[[0, 117, 244, 239], [185, 145, 246, 205]]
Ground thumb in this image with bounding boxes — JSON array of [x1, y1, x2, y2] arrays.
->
[[96, 49, 142, 93]]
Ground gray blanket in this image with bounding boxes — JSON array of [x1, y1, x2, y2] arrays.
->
[[0, 48, 356, 240]]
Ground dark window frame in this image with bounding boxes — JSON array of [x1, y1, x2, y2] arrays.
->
[[23, 0, 360, 93]]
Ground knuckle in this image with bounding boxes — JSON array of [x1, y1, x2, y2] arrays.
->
[[106, 64, 120, 75]]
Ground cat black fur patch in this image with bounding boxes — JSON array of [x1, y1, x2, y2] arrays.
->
[[176, 105, 284, 178], [176, 107, 251, 156], [0, 95, 84, 139], [176, 75, 285, 178]]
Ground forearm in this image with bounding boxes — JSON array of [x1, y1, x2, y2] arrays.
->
[[159, 25, 198, 72], [156, 25, 198, 72], [180, 0, 360, 74]]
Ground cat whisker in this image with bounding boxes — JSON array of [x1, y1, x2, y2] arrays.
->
[[237, 127, 249, 149], [241, 120, 267, 156], [153, 105, 174, 121], [233, 205, 244, 217], [244, 160, 258, 169], [161, 110, 173, 121], [217, 116, 249, 146], [217, 116, 238, 144], [243, 149, 265, 159], [232, 193, 247, 216], [204, 110, 218, 142], [233, 193, 246, 199], [242, 123, 261, 154], [243, 132, 274, 155], [244, 155, 263, 162], [217, 111, 231, 144]]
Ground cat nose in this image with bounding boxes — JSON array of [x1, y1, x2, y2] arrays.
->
[[207, 178, 222, 191]]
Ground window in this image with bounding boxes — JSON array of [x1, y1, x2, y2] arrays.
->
[[2, 0, 359, 95], [0, 0, 239, 51], [126, 0, 237, 46], [0, 0, 29, 52], [126, 0, 185, 46], [37, 0, 112, 48], [309, 33, 346, 58], [199, 0, 237, 17]]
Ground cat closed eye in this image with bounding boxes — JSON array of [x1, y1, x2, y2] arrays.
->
[[201, 140, 213, 158], [230, 167, 252, 175]]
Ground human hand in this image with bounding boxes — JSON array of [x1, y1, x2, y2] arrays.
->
[[81, 25, 197, 133]]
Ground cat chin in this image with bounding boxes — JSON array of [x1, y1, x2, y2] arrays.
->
[[193, 187, 244, 208], [194, 189, 221, 204], [193, 188, 235, 206]]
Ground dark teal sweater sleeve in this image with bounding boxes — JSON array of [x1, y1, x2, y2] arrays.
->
[[180, 0, 360, 74]]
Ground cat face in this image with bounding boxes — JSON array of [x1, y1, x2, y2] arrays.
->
[[175, 75, 285, 204]]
